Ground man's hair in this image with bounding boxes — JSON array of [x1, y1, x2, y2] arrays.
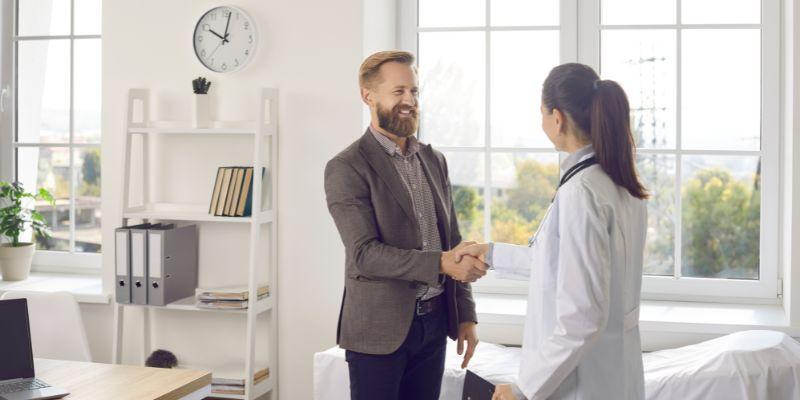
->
[[359, 50, 415, 89]]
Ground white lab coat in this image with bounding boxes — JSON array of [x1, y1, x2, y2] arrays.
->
[[491, 145, 647, 400]]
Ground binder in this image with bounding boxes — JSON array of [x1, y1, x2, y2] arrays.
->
[[130, 224, 165, 305], [114, 223, 153, 304], [147, 224, 199, 306]]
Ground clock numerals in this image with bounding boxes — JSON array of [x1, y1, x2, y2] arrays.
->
[[195, 7, 255, 73]]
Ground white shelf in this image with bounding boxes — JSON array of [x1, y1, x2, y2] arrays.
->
[[121, 295, 273, 315], [123, 203, 273, 224], [127, 121, 271, 136], [210, 376, 274, 399], [114, 88, 280, 400]]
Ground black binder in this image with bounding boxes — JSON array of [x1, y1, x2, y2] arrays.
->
[[463, 370, 495, 400]]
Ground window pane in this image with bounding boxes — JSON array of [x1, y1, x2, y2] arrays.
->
[[444, 152, 485, 242], [491, 31, 559, 148], [491, 0, 559, 27], [74, 148, 101, 253], [74, 39, 101, 144], [637, 154, 675, 276], [17, 40, 70, 144], [490, 152, 558, 245], [419, 0, 485, 28], [419, 32, 485, 147], [681, 156, 760, 280], [601, 30, 676, 149], [601, 0, 676, 25], [681, 29, 760, 151], [74, 0, 102, 35], [18, 0, 70, 36], [682, 0, 760, 24], [16, 147, 70, 251]]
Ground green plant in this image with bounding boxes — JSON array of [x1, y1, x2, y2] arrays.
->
[[0, 182, 55, 247]]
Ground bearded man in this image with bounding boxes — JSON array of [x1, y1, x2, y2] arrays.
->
[[324, 50, 488, 399]]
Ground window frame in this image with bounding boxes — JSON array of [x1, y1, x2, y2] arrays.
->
[[6, 0, 102, 271], [400, 0, 780, 302]]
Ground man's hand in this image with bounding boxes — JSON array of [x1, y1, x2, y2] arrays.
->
[[492, 384, 519, 400], [440, 250, 487, 283], [454, 243, 490, 263], [457, 321, 479, 369]]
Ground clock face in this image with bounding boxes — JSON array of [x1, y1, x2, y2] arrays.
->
[[193, 6, 256, 73]]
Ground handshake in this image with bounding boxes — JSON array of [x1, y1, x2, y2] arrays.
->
[[440, 241, 492, 283]]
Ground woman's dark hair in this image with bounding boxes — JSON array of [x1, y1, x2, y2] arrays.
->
[[542, 63, 648, 200]]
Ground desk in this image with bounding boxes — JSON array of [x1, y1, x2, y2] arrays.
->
[[34, 358, 211, 400]]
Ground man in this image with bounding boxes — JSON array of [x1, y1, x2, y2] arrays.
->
[[325, 50, 488, 399]]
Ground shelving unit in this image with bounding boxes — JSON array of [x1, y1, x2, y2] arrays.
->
[[111, 88, 279, 400]]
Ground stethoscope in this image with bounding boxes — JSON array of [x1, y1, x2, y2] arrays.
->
[[527, 156, 598, 248]]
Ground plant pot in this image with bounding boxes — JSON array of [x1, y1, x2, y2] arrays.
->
[[192, 93, 212, 128], [0, 243, 35, 281]]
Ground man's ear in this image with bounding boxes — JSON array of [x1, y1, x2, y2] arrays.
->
[[360, 87, 373, 108]]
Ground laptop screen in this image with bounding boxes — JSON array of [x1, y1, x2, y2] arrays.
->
[[0, 298, 35, 380]]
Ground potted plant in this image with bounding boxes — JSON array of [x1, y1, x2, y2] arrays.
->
[[0, 182, 54, 281]]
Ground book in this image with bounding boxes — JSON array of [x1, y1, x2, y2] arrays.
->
[[196, 285, 270, 301], [215, 168, 233, 216], [223, 167, 239, 216], [228, 168, 245, 216], [196, 297, 266, 309], [236, 167, 254, 217], [208, 167, 225, 214]]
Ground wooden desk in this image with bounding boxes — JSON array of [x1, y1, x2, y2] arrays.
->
[[34, 358, 211, 400]]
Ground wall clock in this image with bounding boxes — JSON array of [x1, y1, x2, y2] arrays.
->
[[193, 6, 257, 73]]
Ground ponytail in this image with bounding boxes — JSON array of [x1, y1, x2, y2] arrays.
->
[[542, 63, 648, 200], [590, 80, 648, 199]]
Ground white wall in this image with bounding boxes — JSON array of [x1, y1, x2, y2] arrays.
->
[[100, 1, 363, 398]]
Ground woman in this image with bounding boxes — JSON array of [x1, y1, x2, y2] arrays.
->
[[458, 63, 648, 400]]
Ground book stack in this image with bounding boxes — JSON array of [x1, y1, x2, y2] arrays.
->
[[208, 167, 265, 217], [196, 285, 270, 310], [210, 367, 270, 396]]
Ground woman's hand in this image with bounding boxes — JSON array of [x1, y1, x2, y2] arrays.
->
[[455, 243, 490, 263], [491, 384, 519, 400]]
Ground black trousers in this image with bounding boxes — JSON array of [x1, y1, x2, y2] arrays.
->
[[345, 297, 448, 400]]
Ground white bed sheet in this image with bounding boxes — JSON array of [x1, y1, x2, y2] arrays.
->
[[314, 330, 800, 400]]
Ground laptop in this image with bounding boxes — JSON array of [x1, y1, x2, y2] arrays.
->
[[0, 298, 69, 400], [462, 370, 495, 400]]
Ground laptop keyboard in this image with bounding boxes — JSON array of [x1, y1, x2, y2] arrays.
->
[[0, 378, 51, 394]]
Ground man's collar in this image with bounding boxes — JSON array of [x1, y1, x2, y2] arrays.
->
[[368, 125, 420, 156]]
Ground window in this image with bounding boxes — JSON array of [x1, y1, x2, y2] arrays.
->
[[6, 0, 102, 270], [403, 0, 779, 300]]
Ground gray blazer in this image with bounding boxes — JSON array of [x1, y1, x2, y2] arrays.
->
[[325, 129, 478, 355]]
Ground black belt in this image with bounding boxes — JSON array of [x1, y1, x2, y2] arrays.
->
[[415, 295, 443, 316]]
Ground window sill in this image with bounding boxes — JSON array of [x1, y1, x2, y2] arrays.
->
[[474, 293, 800, 346], [0, 271, 109, 304]]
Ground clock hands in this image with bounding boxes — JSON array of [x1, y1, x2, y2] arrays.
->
[[208, 28, 229, 44], [223, 12, 232, 43]]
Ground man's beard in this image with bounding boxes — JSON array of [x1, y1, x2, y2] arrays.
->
[[377, 102, 418, 138]]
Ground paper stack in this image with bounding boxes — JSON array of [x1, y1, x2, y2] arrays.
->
[[195, 285, 270, 310], [210, 367, 270, 396]]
